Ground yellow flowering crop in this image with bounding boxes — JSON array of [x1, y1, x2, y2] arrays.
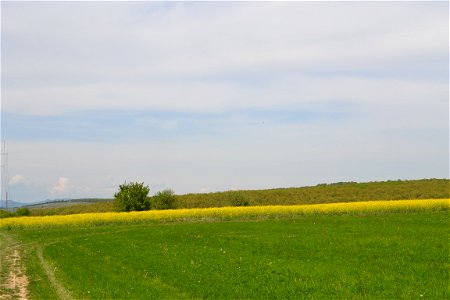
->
[[1, 199, 448, 229]]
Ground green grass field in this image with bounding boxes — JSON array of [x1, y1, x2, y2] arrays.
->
[[2, 209, 448, 299]]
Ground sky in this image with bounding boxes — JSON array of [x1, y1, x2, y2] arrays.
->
[[1, 1, 449, 203]]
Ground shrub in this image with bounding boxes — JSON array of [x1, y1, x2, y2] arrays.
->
[[151, 189, 177, 210], [114, 182, 150, 212], [0, 209, 13, 218], [15, 207, 31, 216], [229, 191, 250, 207]]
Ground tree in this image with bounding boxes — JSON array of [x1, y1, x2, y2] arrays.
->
[[151, 189, 177, 210], [15, 207, 30, 216], [114, 182, 150, 212]]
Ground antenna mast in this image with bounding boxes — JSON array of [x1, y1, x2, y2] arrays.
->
[[1, 140, 9, 209]]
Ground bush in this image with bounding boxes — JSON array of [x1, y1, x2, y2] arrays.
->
[[114, 182, 150, 212], [151, 189, 177, 210], [0, 209, 13, 218], [229, 191, 249, 207], [15, 207, 30, 216]]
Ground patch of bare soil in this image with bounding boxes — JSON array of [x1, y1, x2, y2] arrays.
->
[[0, 248, 29, 300]]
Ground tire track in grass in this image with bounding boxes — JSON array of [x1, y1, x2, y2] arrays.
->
[[40, 230, 194, 299], [36, 246, 74, 300]]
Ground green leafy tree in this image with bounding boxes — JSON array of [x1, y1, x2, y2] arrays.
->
[[151, 189, 177, 210], [15, 207, 31, 216], [114, 182, 150, 212]]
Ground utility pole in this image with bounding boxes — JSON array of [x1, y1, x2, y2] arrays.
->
[[1, 140, 9, 209]]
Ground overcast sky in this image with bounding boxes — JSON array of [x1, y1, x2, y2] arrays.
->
[[1, 1, 449, 203]]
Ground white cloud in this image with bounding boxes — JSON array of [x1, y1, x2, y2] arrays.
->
[[50, 177, 71, 195], [4, 77, 447, 119], [199, 188, 209, 194], [135, 118, 179, 130], [9, 175, 26, 186], [2, 2, 447, 116]]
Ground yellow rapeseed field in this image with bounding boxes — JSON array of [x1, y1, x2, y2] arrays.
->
[[1, 199, 448, 229]]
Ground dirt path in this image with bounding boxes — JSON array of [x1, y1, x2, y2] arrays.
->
[[1, 232, 74, 300], [0, 243, 29, 300]]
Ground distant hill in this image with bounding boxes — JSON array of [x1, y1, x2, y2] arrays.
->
[[0, 200, 29, 209], [1, 198, 112, 211], [24, 198, 112, 209], [19, 178, 450, 217], [176, 178, 450, 208]]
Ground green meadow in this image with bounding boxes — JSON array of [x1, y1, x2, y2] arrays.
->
[[1, 209, 448, 299]]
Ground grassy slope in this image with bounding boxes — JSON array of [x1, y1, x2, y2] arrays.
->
[[12, 210, 450, 299], [26, 179, 450, 216], [29, 201, 115, 216], [177, 178, 450, 208]]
